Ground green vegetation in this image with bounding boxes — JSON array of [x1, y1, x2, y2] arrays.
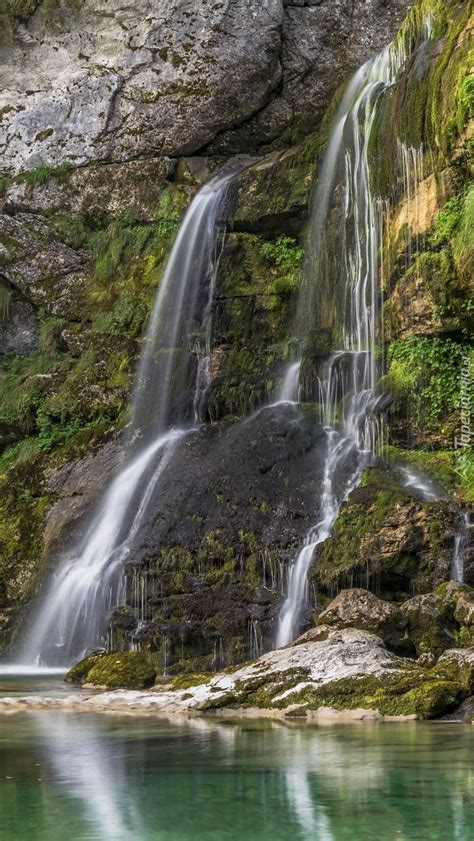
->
[[200, 658, 472, 719], [170, 672, 212, 690], [292, 666, 466, 719], [19, 162, 74, 185], [387, 337, 470, 436], [260, 236, 303, 300]]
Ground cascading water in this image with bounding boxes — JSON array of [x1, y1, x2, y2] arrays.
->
[[276, 36, 419, 647], [452, 512, 472, 582], [277, 361, 302, 404], [18, 170, 236, 668]]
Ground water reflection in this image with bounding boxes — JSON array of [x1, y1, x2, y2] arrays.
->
[[34, 715, 143, 841], [0, 715, 473, 840]]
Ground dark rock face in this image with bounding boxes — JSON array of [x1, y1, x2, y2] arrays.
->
[[111, 404, 339, 671], [4, 403, 337, 665], [0, 0, 410, 173], [0, 286, 38, 355]]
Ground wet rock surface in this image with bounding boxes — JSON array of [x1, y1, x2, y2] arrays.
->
[[312, 465, 460, 604], [113, 404, 351, 669]]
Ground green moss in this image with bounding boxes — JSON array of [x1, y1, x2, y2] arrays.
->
[[0, 0, 40, 24], [452, 184, 474, 282], [369, 0, 472, 197], [65, 651, 108, 684], [68, 651, 157, 689], [170, 672, 212, 690], [294, 669, 464, 719], [317, 482, 403, 587], [260, 236, 303, 300], [207, 231, 301, 419], [384, 446, 457, 491], [201, 659, 470, 719]]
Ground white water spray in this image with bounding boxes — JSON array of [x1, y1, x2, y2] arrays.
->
[[278, 361, 302, 404], [18, 171, 236, 668]]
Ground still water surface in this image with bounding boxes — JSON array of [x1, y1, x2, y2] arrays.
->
[[0, 677, 472, 841]]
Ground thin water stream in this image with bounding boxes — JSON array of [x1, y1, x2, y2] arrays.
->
[[276, 45, 406, 646]]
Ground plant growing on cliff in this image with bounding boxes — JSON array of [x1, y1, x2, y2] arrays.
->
[[20, 161, 74, 185], [388, 336, 468, 434], [261, 236, 303, 299]]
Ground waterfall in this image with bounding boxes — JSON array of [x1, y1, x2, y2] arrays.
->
[[452, 512, 472, 582], [276, 39, 416, 647], [18, 170, 236, 668], [277, 361, 301, 403]]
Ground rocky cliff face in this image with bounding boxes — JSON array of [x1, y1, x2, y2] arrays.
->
[[0, 0, 471, 670], [1, 0, 409, 172]]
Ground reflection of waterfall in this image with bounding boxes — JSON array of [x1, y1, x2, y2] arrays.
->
[[35, 714, 143, 841], [0, 714, 473, 838], [285, 770, 334, 841], [18, 171, 236, 668], [452, 512, 471, 582]]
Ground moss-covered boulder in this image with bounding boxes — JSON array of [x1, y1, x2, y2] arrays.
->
[[66, 651, 157, 689], [65, 651, 109, 684], [311, 465, 457, 604], [315, 583, 474, 660]]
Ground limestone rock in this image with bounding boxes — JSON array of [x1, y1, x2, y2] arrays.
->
[[439, 648, 474, 693], [4, 158, 176, 221], [5, 628, 469, 719], [0, 0, 410, 174], [0, 212, 89, 318], [317, 588, 407, 641]]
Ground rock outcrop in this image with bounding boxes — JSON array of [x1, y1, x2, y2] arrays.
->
[[0, 0, 410, 173], [1, 628, 469, 721], [313, 583, 474, 658]]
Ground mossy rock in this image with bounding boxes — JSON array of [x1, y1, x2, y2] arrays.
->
[[65, 650, 108, 684], [66, 651, 156, 689], [284, 665, 467, 719], [169, 672, 212, 690]]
